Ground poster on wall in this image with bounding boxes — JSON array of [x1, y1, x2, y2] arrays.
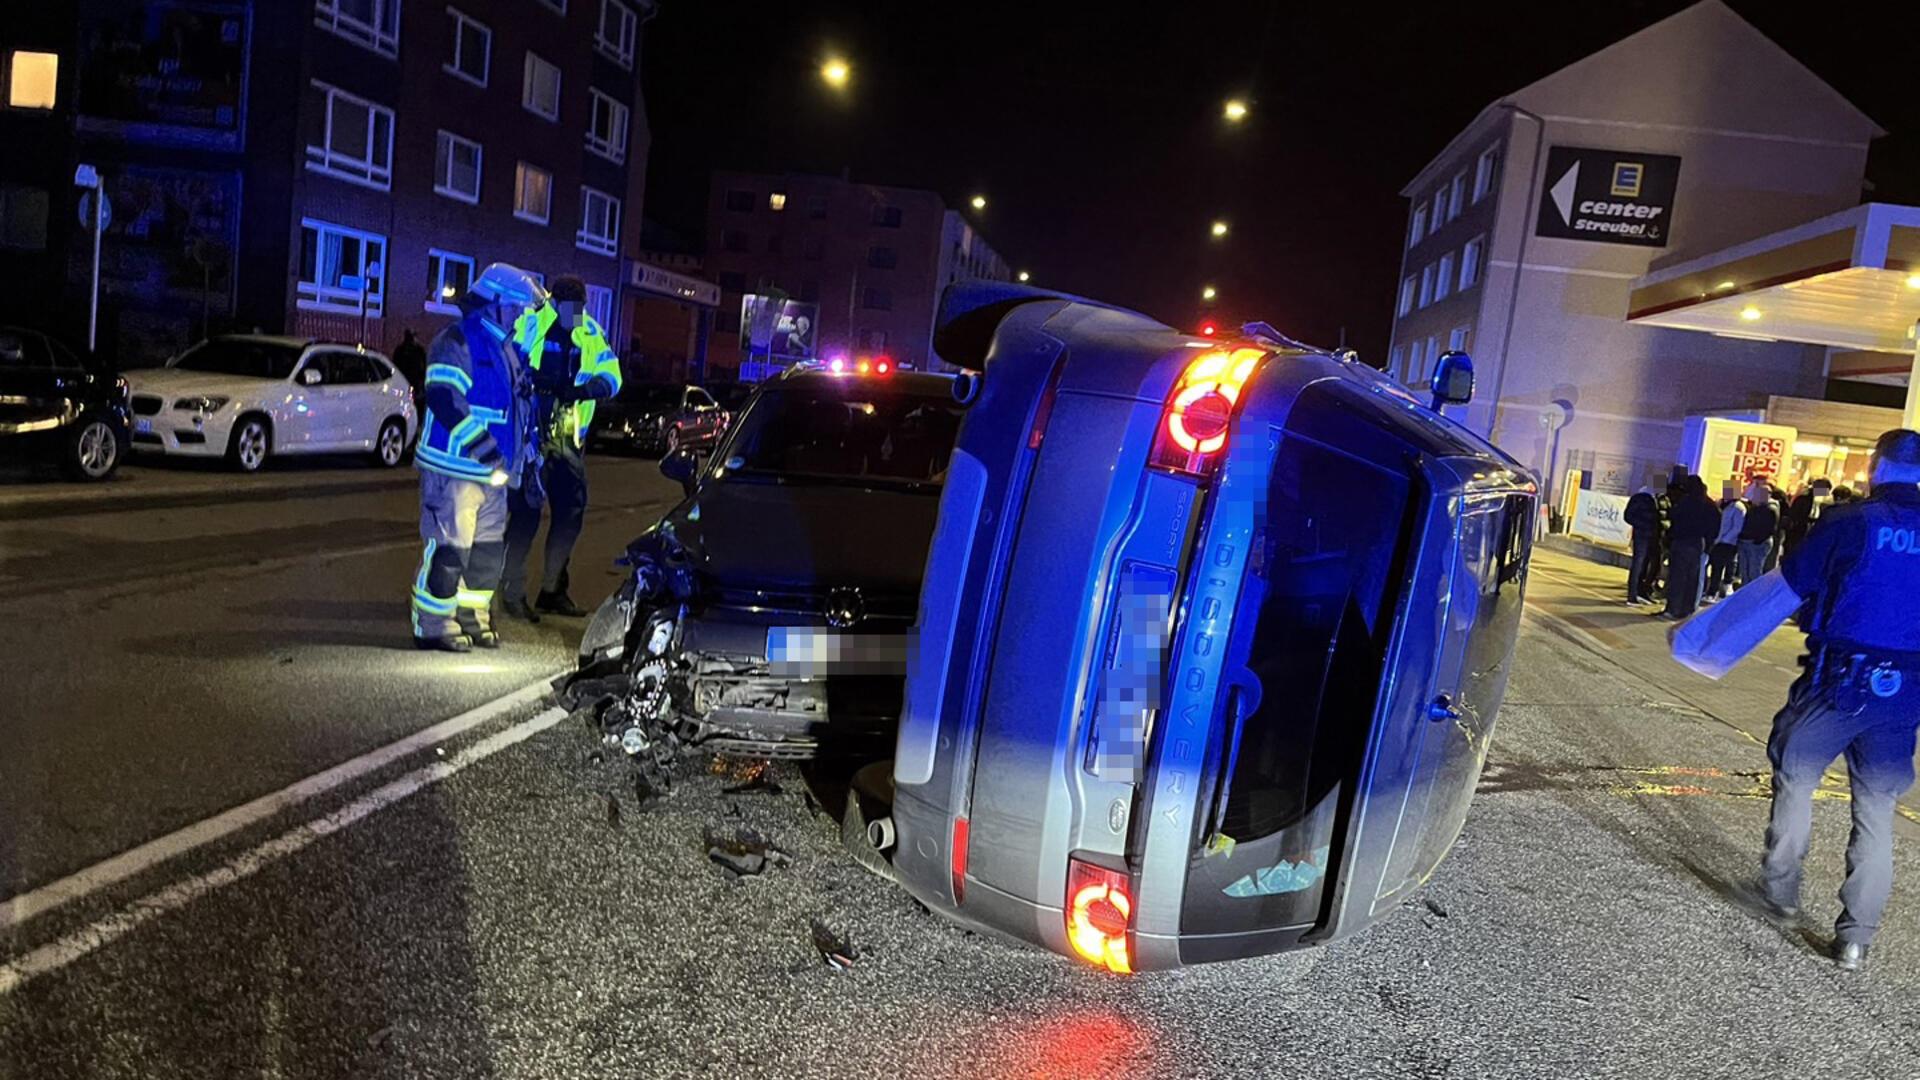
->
[[1535, 146, 1681, 248], [78, 1, 250, 149], [1571, 489, 1632, 547], [739, 295, 819, 359], [1684, 417, 1797, 492]]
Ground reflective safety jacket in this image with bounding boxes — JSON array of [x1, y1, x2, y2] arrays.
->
[[415, 313, 528, 484], [513, 306, 623, 449]]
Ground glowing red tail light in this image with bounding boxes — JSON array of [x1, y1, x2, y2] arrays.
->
[[1066, 857, 1133, 974], [875, 357, 892, 374], [1148, 347, 1264, 477], [951, 816, 970, 902]]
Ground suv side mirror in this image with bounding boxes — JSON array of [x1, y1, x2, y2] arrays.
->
[[1430, 350, 1474, 409], [300, 366, 323, 386], [659, 447, 700, 494]]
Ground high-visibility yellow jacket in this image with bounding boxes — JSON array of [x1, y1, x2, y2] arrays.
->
[[512, 306, 623, 449]]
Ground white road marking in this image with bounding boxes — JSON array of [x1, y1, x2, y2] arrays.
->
[[0, 673, 563, 933], [0, 705, 569, 996]]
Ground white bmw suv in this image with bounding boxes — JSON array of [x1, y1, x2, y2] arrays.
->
[[126, 335, 417, 472]]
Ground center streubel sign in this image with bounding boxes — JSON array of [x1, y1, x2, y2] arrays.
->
[[1535, 146, 1681, 247]]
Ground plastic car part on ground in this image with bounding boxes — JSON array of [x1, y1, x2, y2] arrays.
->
[[705, 825, 793, 879]]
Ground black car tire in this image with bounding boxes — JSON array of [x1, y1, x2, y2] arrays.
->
[[62, 415, 123, 481], [227, 415, 271, 473], [373, 417, 407, 468]]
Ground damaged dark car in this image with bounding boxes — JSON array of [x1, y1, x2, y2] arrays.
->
[[566, 364, 965, 761]]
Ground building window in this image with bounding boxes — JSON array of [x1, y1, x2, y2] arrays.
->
[[1408, 205, 1427, 249], [1459, 236, 1483, 291], [867, 245, 897, 270], [306, 81, 393, 190], [862, 286, 892, 311], [577, 186, 620, 257], [522, 53, 560, 120], [871, 205, 902, 228], [1435, 253, 1454, 301], [1388, 345, 1404, 380], [722, 229, 750, 253], [1429, 190, 1446, 235], [1473, 147, 1500, 203], [298, 218, 386, 315], [802, 236, 824, 261], [315, 0, 400, 58], [0, 184, 50, 251], [1397, 275, 1416, 317], [443, 8, 490, 86], [1417, 264, 1434, 308], [586, 88, 629, 163], [807, 194, 828, 219], [724, 189, 754, 213], [768, 192, 787, 212], [1448, 171, 1466, 221], [717, 271, 745, 293], [597, 0, 638, 69], [425, 249, 475, 314], [514, 161, 552, 224], [535, 0, 567, 11], [1448, 325, 1472, 353], [6, 50, 59, 110], [433, 130, 482, 203], [586, 284, 614, 329], [1406, 338, 1424, 384]]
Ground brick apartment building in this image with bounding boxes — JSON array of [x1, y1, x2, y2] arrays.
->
[[0, 0, 652, 364], [701, 171, 1011, 375]]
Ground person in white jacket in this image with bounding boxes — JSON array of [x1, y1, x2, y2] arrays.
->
[[1704, 484, 1745, 601]]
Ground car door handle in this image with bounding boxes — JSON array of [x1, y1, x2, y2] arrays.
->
[[1428, 694, 1462, 724]]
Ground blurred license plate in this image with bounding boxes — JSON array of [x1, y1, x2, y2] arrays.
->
[[134, 418, 153, 434], [766, 628, 907, 675]]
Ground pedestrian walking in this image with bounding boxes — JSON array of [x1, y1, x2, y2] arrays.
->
[[500, 274, 623, 621], [1624, 486, 1662, 605], [1662, 475, 1719, 620], [1737, 482, 1778, 587], [1705, 483, 1744, 601], [1750, 429, 1920, 970]]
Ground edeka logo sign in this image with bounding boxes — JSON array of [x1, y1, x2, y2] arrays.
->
[[1535, 146, 1682, 248]]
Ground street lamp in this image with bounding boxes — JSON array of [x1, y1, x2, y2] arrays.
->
[[1201, 285, 1218, 302], [1017, 271, 1030, 283], [1223, 98, 1248, 122], [1210, 219, 1229, 239], [820, 57, 851, 89], [970, 194, 987, 211]]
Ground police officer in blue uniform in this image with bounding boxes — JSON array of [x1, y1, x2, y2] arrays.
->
[[1757, 428, 1920, 970]]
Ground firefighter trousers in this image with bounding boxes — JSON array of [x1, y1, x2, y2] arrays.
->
[[411, 471, 510, 640]]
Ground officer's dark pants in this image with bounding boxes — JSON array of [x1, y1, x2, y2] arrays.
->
[[1762, 671, 1920, 944], [1705, 542, 1737, 598], [1664, 539, 1706, 617], [502, 449, 589, 600], [1628, 530, 1657, 602]]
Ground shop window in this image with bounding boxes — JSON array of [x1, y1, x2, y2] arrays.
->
[[298, 218, 386, 315], [307, 81, 393, 190], [445, 8, 491, 87], [434, 130, 482, 203]]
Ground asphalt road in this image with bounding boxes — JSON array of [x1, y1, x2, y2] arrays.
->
[[3, 463, 1920, 1078]]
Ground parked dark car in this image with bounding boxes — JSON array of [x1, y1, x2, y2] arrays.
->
[[589, 382, 727, 455], [567, 364, 965, 759], [0, 326, 130, 481]]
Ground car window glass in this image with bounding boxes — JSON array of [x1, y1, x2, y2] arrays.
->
[[721, 383, 963, 485], [172, 339, 303, 379], [46, 337, 85, 371], [329, 351, 377, 384], [0, 331, 51, 369], [688, 388, 717, 410]]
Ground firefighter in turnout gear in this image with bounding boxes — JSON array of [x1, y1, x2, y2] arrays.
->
[[1758, 428, 1920, 971], [500, 274, 623, 621], [409, 263, 547, 651]]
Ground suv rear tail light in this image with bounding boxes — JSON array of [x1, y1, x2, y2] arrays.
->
[[1148, 347, 1264, 478], [1066, 857, 1133, 974]]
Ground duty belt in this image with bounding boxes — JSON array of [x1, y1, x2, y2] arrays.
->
[[1804, 647, 1915, 712]]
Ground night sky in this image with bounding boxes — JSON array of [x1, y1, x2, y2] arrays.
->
[[638, 1, 1920, 363]]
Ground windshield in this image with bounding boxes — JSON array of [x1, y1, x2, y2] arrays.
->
[[169, 339, 303, 380], [617, 384, 684, 410], [719, 381, 962, 486]]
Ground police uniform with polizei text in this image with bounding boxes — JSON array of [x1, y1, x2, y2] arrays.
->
[[1761, 478, 1920, 952]]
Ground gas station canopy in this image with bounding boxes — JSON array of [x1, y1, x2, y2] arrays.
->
[[1627, 202, 1920, 361]]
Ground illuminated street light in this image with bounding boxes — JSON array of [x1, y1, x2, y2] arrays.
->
[[1201, 285, 1218, 302], [970, 194, 987, 211], [820, 57, 851, 89], [1223, 99, 1249, 122], [1210, 220, 1229, 239], [1017, 271, 1031, 283]]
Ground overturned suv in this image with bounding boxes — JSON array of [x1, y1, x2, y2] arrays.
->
[[568, 365, 965, 760]]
